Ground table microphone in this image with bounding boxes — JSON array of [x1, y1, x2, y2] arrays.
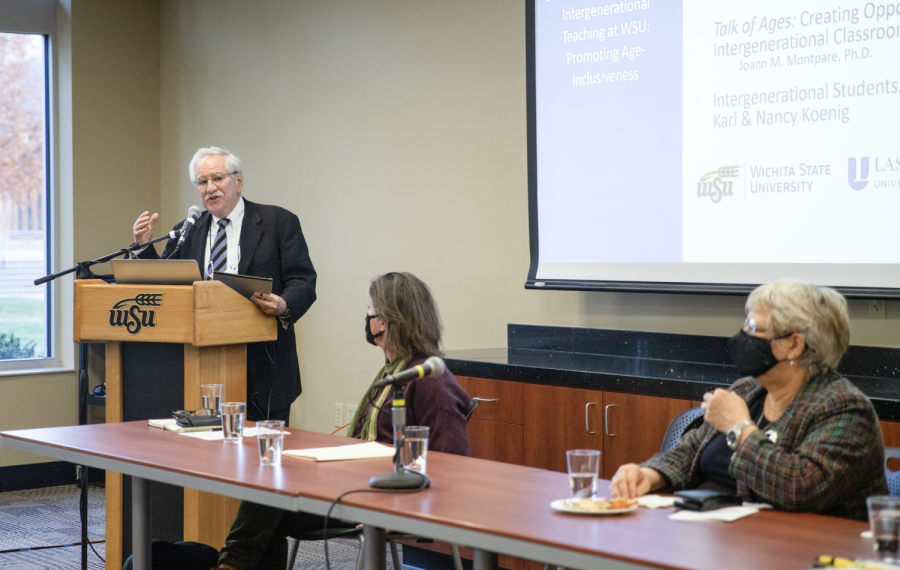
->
[[371, 357, 445, 389]]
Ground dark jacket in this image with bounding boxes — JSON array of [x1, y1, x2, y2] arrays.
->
[[353, 358, 472, 457], [140, 198, 316, 417], [642, 371, 888, 520]]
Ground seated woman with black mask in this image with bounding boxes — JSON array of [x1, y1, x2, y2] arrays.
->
[[214, 272, 471, 570], [609, 279, 887, 520]]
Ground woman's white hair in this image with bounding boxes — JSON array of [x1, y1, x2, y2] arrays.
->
[[188, 147, 242, 182], [746, 279, 850, 376]]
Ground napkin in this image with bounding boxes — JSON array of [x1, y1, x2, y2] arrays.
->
[[668, 505, 762, 522], [638, 495, 678, 509]]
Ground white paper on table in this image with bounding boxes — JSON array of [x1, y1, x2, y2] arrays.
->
[[283, 441, 395, 462], [668, 506, 762, 522], [180, 430, 225, 441], [638, 495, 678, 509], [862, 530, 874, 538], [148, 419, 179, 429], [176, 427, 290, 440]]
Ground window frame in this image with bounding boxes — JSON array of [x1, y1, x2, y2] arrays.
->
[[0, 0, 64, 374]]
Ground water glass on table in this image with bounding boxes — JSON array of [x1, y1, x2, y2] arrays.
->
[[219, 402, 245, 443], [868, 496, 900, 562], [199, 384, 223, 415], [257, 420, 285, 466], [401, 426, 430, 474], [566, 449, 600, 498]]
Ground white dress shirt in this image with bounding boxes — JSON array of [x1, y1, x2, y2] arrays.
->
[[204, 197, 245, 277]]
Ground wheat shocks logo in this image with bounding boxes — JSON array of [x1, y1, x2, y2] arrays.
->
[[109, 293, 163, 335], [697, 166, 738, 203]]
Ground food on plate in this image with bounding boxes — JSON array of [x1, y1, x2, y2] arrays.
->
[[567, 497, 638, 511]]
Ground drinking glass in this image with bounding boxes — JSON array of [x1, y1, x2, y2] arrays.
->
[[868, 496, 900, 562], [257, 420, 285, 466], [566, 449, 600, 499], [199, 384, 223, 416], [401, 426, 430, 474], [219, 402, 245, 443]]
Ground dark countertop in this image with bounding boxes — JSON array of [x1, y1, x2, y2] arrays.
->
[[444, 347, 900, 422]]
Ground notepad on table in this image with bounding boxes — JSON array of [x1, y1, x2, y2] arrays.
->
[[283, 441, 395, 462]]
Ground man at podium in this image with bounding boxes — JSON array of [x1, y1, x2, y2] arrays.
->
[[131, 146, 316, 423]]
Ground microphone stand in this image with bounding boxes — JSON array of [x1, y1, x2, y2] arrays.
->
[[369, 382, 431, 489], [33, 233, 176, 286]]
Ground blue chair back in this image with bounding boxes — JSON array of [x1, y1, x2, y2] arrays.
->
[[885, 447, 900, 497], [660, 407, 704, 453]]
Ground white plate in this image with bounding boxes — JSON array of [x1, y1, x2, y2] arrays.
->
[[550, 498, 639, 516]]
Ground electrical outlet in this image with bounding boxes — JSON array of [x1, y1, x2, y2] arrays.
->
[[334, 403, 344, 427], [869, 300, 887, 319], [346, 404, 358, 424]]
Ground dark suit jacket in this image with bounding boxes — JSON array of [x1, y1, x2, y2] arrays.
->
[[139, 198, 316, 418]]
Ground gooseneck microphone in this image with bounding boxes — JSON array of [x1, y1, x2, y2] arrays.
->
[[165, 205, 203, 258], [371, 356, 445, 389]]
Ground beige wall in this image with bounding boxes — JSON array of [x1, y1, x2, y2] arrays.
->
[[157, 0, 898, 434], [0, 0, 161, 467]]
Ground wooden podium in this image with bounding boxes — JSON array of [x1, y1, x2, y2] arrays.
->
[[74, 279, 277, 569]]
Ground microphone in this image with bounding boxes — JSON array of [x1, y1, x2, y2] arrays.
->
[[372, 357, 445, 389], [166, 206, 203, 257]]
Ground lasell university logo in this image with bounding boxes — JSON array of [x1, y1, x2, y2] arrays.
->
[[697, 166, 738, 203], [109, 293, 163, 335], [848, 157, 869, 191]]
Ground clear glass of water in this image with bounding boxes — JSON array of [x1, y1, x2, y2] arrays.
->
[[219, 402, 245, 443], [566, 449, 601, 499], [199, 384, 223, 416], [257, 420, 285, 466], [401, 426, 430, 474], [868, 496, 900, 562]]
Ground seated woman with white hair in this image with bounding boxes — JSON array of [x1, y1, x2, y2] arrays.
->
[[610, 279, 888, 520]]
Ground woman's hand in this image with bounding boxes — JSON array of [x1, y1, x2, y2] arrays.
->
[[702, 388, 751, 433], [609, 464, 662, 498]]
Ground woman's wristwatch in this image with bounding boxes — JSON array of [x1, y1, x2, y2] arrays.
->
[[726, 419, 755, 450]]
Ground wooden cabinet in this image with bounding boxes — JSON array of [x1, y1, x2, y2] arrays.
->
[[523, 384, 604, 474], [601, 392, 691, 478], [456, 376, 524, 465]]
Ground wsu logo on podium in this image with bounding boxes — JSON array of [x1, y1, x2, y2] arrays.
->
[[109, 293, 163, 335]]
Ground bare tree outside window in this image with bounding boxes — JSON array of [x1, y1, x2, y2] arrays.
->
[[0, 32, 47, 360]]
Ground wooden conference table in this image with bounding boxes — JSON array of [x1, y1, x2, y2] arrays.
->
[[0, 422, 876, 570]]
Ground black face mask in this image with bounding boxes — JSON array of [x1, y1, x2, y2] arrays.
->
[[365, 314, 384, 346], [728, 329, 786, 378]]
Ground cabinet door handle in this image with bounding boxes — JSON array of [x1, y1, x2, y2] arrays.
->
[[471, 397, 498, 402], [585, 402, 599, 434], [604, 404, 617, 437]]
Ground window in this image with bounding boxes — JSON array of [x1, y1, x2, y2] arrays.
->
[[0, 31, 49, 363]]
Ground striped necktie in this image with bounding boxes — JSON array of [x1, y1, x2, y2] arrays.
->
[[208, 218, 229, 278]]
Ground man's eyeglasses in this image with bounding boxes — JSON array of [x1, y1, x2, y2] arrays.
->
[[194, 171, 236, 190]]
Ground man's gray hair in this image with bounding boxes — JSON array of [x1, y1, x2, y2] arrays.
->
[[746, 279, 850, 376], [188, 147, 242, 182]]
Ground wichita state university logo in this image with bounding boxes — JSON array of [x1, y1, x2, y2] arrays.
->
[[697, 166, 738, 203], [109, 293, 163, 335]]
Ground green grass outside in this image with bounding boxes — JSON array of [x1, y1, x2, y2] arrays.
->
[[0, 298, 46, 358]]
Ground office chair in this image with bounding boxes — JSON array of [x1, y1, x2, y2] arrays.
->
[[885, 447, 900, 497], [659, 407, 705, 453], [286, 399, 479, 570]]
